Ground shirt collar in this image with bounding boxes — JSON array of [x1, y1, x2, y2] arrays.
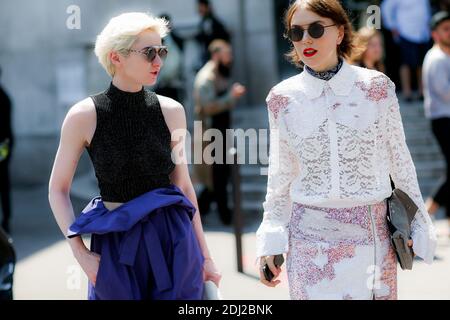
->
[[304, 57, 343, 81], [298, 59, 357, 99]]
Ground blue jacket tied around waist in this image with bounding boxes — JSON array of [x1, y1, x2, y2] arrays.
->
[[68, 184, 205, 300]]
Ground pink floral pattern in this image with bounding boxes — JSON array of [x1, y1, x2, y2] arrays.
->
[[267, 91, 290, 120], [371, 201, 397, 299], [289, 203, 373, 245], [287, 201, 397, 300], [355, 75, 389, 102], [377, 248, 398, 300]]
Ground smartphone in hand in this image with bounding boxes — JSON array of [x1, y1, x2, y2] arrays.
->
[[262, 254, 284, 282]]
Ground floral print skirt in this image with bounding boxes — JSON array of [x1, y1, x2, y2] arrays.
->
[[287, 200, 397, 300]]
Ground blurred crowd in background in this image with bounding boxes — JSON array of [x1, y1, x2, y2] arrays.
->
[[0, 0, 449, 300]]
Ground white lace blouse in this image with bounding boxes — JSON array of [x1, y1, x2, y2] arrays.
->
[[256, 61, 437, 264]]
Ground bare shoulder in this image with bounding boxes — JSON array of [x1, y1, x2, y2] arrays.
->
[[66, 97, 95, 122], [157, 94, 184, 113], [156, 95, 186, 130], [62, 97, 96, 146]]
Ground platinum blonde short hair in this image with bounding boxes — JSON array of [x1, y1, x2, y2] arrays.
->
[[95, 12, 169, 76]]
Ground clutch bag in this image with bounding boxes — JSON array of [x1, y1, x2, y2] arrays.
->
[[386, 188, 417, 270]]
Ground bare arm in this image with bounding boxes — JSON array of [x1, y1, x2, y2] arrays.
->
[[48, 98, 100, 284], [159, 95, 222, 286]]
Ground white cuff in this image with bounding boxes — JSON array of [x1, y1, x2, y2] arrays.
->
[[256, 221, 289, 258], [411, 227, 437, 265]]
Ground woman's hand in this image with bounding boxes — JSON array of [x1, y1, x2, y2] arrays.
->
[[407, 239, 416, 257], [259, 256, 282, 287], [74, 248, 101, 286], [203, 257, 222, 287]]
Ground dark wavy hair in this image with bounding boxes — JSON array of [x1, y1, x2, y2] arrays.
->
[[284, 0, 356, 68]]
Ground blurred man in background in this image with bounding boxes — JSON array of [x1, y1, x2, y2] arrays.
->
[[193, 40, 245, 225], [382, 0, 432, 102], [423, 11, 450, 230], [196, 0, 231, 65]]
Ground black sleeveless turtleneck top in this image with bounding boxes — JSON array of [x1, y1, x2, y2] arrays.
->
[[86, 82, 175, 202]]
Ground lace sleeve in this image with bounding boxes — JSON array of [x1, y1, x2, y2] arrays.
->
[[384, 80, 437, 264], [256, 90, 300, 258]]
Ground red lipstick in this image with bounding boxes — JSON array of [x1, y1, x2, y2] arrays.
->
[[303, 48, 318, 57]]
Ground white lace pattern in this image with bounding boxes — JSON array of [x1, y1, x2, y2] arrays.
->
[[256, 61, 437, 264]]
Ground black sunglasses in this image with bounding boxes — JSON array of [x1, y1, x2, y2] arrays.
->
[[286, 22, 336, 42], [129, 45, 168, 62]]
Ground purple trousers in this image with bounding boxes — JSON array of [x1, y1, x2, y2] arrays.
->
[[68, 184, 204, 300]]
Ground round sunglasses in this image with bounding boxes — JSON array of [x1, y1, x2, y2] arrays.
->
[[286, 22, 336, 42], [128, 45, 168, 62]]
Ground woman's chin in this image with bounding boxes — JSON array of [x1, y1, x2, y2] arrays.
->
[[303, 58, 320, 70], [145, 77, 157, 87]]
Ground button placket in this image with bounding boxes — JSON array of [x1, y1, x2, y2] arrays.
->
[[324, 83, 340, 198]]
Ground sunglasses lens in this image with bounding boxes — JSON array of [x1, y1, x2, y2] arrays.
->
[[159, 48, 168, 60], [146, 48, 157, 62], [146, 47, 168, 62], [288, 27, 304, 42], [309, 23, 325, 39]]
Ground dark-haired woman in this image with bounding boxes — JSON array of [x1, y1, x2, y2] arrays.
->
[[256, 0, 436, 300]]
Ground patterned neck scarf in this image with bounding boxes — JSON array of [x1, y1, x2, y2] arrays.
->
[[304, 57, 343, 81]]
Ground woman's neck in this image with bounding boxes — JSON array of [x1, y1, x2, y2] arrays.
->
[[112, 75, 143, 93], [304, 56, 343, 81], [309, 55, 339, 73]]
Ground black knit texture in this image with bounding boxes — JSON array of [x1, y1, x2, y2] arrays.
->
[[86, 82, 175, 202]]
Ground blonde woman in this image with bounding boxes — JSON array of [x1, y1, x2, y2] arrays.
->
[[351, 27, 386, 72], [48, 12, 221, 300], [256, 0, 436, 300]]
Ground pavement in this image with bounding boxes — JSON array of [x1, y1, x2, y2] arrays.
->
[[6, 183, 450, 300]]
